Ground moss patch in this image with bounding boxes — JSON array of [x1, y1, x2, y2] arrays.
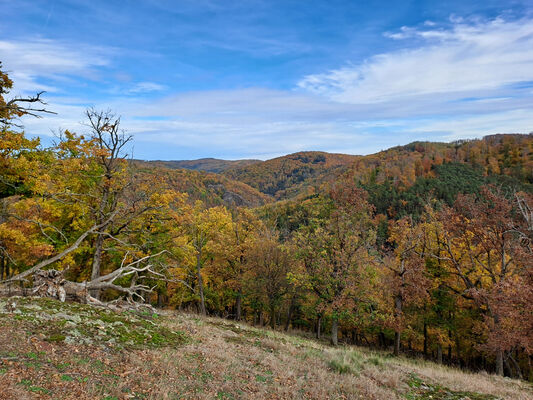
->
[[0, 297, 187, 350]]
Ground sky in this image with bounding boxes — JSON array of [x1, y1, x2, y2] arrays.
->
[[1, 0, 533, 160]]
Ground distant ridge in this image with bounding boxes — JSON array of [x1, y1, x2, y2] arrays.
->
[[143, 158, 261, 173], [137, 134, 532, 202]]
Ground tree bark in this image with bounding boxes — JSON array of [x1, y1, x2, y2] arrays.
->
[[331, 318, 338, 346], [394, 332, 401, 356], [284, 297, 294, 331], [196, 251, 206, 316], [496, 349, 504, 376], [508, 352, 523, 379], [270, 306, 276, 329], [235, 292, 242, 321], [394, 294, 402, 356], [423, 322, 428, 357], [90, 233, 105, 299], [316, 315, 322, 339], [437, 344, 443, 365]]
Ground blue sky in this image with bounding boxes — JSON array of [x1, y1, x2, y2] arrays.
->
[[1, 0, 532, 160]]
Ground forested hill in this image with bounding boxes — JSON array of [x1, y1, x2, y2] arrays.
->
[[152, 134, 532, 202], [222, 151, 359, 199], [141, 157, 261, 173], [257, 133, 532, 237], [347, 133, 533, 218], [132, 160, 271, 207], [347, 133, 532, 188]]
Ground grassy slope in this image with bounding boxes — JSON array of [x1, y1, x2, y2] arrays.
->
[[1, 298, 532, 400]]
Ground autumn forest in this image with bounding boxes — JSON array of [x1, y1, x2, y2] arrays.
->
[[1, 63, 532, 385]]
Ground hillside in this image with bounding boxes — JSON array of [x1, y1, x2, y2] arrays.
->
[[1, 297, 531, 400], [348, 133, 532, 187], [142, 158, 262, 174], [222, 151, 359, 199], [132, 161, 271, 207], [153, 134, 532, 203]]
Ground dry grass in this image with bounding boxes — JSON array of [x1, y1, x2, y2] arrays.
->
[[0, 299, 532, 399]]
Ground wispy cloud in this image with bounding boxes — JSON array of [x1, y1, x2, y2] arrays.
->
[[0, 38, 112, 94], [297, 17, 533, 104]]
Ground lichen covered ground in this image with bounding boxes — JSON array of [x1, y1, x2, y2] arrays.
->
[[0, 297, 531, 399]]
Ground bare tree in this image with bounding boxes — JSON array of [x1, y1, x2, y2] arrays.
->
[[1, 249, 170, 312], [85, 109, 132, 299]]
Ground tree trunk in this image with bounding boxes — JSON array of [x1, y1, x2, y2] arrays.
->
[[393, 292, 402, 356], [284, 298, 294, 331], [196, 251, 206, 316], [393, 294, 402, 356], [90, 184, 112, 301], [379, 332, 387, 349], [235, 292, 242, 321], [90, 233, 104, 299], [496, 349, 504, 376], [437, 344, 443, 365], [508, 353, 523, 380], [423, 322, 428, 357], [316, 315, 322, 339], [0, 255, 4, 280], [331, 318, 338, 346], [270, 307, 276, 329], [394, 331, 401, 356], [259, 311, 264, 326]]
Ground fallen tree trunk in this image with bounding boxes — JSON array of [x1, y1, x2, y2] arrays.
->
[[0, 251, 169, 313], [0, 268, 157, 313]]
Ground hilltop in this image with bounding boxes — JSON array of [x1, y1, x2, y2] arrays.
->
[[1, 297, 531, 400], [132, 161, 271, 208], [141, 158, 262, 174]]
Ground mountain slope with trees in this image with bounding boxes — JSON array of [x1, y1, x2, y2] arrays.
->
[[221, 151, 359, 199], [133, 160, 271, 208], [142, 157, 261, 173]]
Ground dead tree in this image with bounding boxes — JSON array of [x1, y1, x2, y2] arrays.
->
[[84, 109, 133, 300], [0, 249, 170, 312]]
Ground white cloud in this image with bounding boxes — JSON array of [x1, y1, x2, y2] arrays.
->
[[298, 17, 533, 104], [0, 38, 111, 94]]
